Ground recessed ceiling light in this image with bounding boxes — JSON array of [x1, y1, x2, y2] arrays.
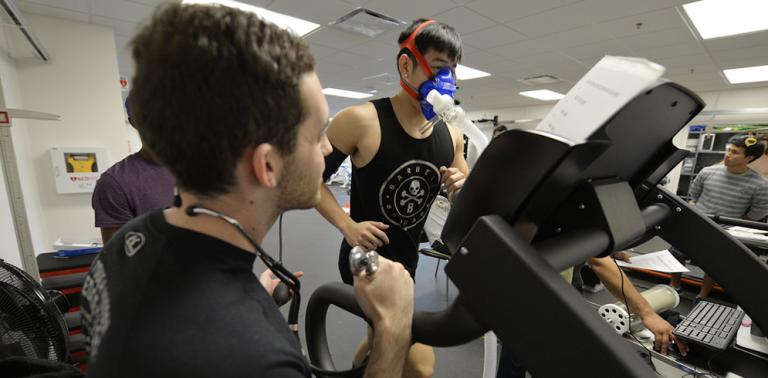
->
[[322, 88, 374, 99], [683, 0, 768, 39], [182, 0, 320, 36], [519, 90, 565, 101], [456, 64, 491, 80], [723, 64, 768, 84]]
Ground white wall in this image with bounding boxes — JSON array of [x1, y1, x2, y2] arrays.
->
[[467, 103, 553, 127], [0, 43, 45, 267], [465, 86, 768, 194], [468, 87, 768, 128], [6, 14, 129, 253]]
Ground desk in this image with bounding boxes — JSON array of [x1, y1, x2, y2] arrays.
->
[[584, 276, 768, 377]]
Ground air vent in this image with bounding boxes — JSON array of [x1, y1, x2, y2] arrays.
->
[[0, 0, 49, 61], [328, 8, 405, 38], [519, 74, 561, 86]]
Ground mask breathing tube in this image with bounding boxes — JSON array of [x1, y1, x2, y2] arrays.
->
[[424, 90, 489, 155]]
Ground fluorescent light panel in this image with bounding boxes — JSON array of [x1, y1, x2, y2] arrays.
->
[[182, 0, 320, 36], [519, 90, 564, 101], [683, 0, 768, 39], [456, 64, 491, 80], [322, 88, 374, 99], [723, 65, 768, 84]]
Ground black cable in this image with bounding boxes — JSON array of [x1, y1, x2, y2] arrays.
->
[[614, 258, 657, 373], [279, 213, 284, 263]]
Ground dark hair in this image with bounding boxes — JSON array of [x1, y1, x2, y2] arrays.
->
[[728, 134, 766, 162], [129, 3, 315, 196], [397, 18, 462, 68], [493, 125, 508, 136]]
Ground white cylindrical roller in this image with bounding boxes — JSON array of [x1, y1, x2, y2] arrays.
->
[[598, 284, 679, 334]]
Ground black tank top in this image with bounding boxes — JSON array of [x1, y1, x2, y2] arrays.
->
[[344, 97, 454, 269]]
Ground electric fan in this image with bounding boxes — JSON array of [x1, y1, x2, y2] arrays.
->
[[0, 259, 69, 362]]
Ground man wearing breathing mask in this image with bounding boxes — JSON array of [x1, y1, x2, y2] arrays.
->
[[316, 19, 468, 378]]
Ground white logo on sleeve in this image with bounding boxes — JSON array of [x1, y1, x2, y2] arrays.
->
[[124, 231, 145, 257]]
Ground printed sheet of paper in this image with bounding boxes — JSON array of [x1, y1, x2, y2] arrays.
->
[[536, 56, 666, 144], [616, 250, 689, 273]]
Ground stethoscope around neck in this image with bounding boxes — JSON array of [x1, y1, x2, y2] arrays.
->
[[185, 205, 302, 331], [184, 204, 368, 377]]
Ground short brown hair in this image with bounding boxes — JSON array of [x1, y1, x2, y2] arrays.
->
[[130, 3, 315, 195]]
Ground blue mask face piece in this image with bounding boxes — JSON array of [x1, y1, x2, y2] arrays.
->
[[418, 66, 456, 121]]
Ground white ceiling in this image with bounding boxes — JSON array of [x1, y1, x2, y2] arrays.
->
[[15, 0, 768, 113]]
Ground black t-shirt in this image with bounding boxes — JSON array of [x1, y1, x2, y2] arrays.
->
[[80, 209, 310, 377]]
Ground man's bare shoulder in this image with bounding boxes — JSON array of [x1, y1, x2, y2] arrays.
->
[[328, 102, 379, 154], [332, 102, 378, 129]]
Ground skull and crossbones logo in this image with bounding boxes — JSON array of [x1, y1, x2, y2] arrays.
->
[[399, 180, 425, 209], [380, 160, 439, 229]]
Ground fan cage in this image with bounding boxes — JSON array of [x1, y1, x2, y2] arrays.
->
[[0, 261, 69, 361]]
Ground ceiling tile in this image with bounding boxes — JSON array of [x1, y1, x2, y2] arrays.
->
[[493, 38, 555, 60], [306, 26, 371, 50], [635, 42, 708, 60], [580, 0, 675, 23], [559, 39, 633, 61], [537, 25, 614, 49], [92, 15, 139, 38], [460, 46, 515, 74], [466, 0, 579, 24], [17, 1, 91, 23], [348, 41, 393, 60], [505, 2, 595, 38], [653, 53, 713, 69], [309, 42, 341, 60], [598, 7, 685, 38], [666, 64, 720, 76], [431, 7, 497, 35], [340, 0, 369, 6], [703, 30, 768, 51], [126, 0, 174, 6], [718, 57, 768, 71], [362, 0, 459, 22], [316, 59, 357, 77], [20, 0, 91, 13], [547, 68, 590, 83], [509, 51, 573, 71], [91, 0, 154, 24], [710, 45, 768, 66], [461, 25, 527, 50], [320, 51, 380, 71], [270, 0, 356, 25], [616, 27, 698, 51]]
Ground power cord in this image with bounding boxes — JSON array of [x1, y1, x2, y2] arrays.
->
[[614, 258, 658, 373], [279, 213, 284, 262]]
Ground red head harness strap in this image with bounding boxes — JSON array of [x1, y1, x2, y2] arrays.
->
[[399, 19, 437, 99]]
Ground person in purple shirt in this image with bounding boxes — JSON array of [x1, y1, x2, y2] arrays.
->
[[91, 96, 175, 243]]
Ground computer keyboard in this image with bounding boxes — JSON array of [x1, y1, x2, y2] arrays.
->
[[674, 300, 744, 350]]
